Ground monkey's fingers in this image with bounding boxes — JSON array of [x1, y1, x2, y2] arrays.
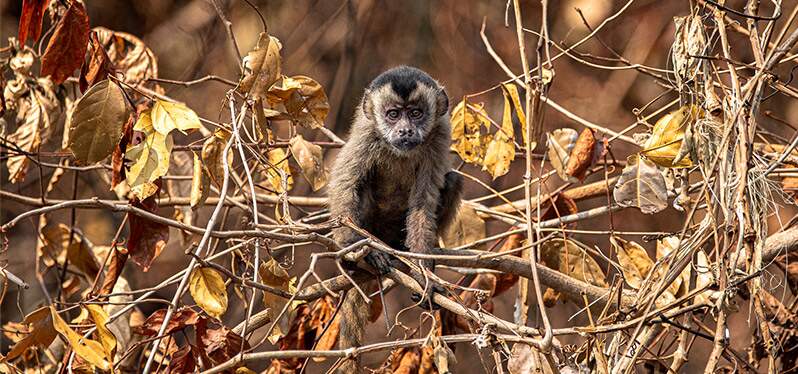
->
[[364, 251, 393, 275], [410, 283, 446, 310]]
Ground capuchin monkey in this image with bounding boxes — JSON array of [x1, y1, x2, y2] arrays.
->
[[328, 66, 462, 372]]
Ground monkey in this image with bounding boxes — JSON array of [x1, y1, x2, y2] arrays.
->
[[327, 66, 462, 372]]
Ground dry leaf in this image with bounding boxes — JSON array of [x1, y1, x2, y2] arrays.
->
[[190, 152, 210, 209], [50, 306, 112, 371], [265, 147, 293, 193], [80, 32, 113, 92], [540, 238, 607, 288], [546, 128, 578, 182], [127, 189, 169, 271], [7, 78, 60, 182], [613, 155, 668, 214], [267, 75, 330, 128], [672, 15, 706, 85], [85, 305, 117, 362], [18, 0, 50, 45], [482, 90, 516, 178], [610, 236, 653, 290], [441, 204, 486, 248], [134, 308, 200, 337], [241, 32, 282, 99], [125, 109, 174, 193], [40, 1, 89, 84], [259, 258, 296, 343], [189, 267, 229, 319], [289, 135, 329, 191], [151, 100, 201, 135], [502, 83, 527, 145], [450, 98, 490, 164], [201, 129, 233, 189], [93, 27, 159, 87], [4, 307, 57, 362], [564, 128, 596, 181], [68, 80, 130, 164], [641, 105, 701, 168]]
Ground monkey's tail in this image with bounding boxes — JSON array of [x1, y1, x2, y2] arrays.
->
[[335, 288, 369, 374]]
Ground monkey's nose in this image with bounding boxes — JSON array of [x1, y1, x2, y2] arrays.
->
[[398, 128, 412, 137]]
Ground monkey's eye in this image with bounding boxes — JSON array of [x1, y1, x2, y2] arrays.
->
[[409, 109, 423, 119], [386, 109, 401, 120]]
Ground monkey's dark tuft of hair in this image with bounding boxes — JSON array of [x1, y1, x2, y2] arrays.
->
[[368, 65, 438, 100]]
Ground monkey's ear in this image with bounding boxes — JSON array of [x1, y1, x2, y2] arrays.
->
[[436, 87, 449, 117], [362, 92, 375, 121]]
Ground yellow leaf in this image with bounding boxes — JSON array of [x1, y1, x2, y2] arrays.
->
[[50, 306, 111, 371], [190, 152, 210, 209], [450, 98, 490, 164], [266, 76, 329, 128], [5, 307, 57, 362], [151, 100, 201, 135], [641, 105, 701, 168], [85, 305, 116, 362], [259, 258, 298, 343], [126, 110, 174, 190], [289, 135, 329, 191], [131, 182, 159, 200], [240, 32, 282, 100], [482, 91, 516, 178], [502, 83, 527, 145], [189, 267, 229, 319], [610, 236, 653, 290], [265, 147, 293, 193]]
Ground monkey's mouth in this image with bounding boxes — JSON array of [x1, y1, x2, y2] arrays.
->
[[391, 138, 421, 152]]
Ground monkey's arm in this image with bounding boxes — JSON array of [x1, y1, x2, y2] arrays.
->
[[405, 163, 445, 269]]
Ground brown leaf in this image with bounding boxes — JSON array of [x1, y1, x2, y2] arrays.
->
[[197, 320, 250, 366], [201, 129, 232, 189], [441, 204, 486, 249], [508, 343, 554, 374], [240, 32, 282, 100], [6, 78, 60, 183], [540, 193, 578, 223], [127, 185, 169, 271], [267, 76, 330, 128], [80, 32, 113, 92], [93, 27, 159, 87], [18, 0, 50, 45], [613, 155, 668, 214], [787, 261, 798, 295], [289, 135, 329, 191], [540, 238, 607, 287], [564, 128, 596, 181], [546, 128, 578, 182], [134, 308, 199, 337], [40, 1, 89, 85], [96, 246, 128, 296], [40, 223, 100, 279], [167, 345, 198, 374], [391, 348, 422, 374], [5, 307, 57, 362], [68, 79, 130, 165]]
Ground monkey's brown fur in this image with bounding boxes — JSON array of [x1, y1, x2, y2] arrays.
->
[[328, 66, 462, 373]]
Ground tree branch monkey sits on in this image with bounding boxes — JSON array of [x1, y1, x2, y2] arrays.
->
[[328, 66, 462, 372]]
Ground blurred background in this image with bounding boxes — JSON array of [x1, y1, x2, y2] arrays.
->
[[3, 0, 798, 372]]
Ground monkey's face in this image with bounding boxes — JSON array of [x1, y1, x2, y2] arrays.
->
[[367, 83, 447, 154]]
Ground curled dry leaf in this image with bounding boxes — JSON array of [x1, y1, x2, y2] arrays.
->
[[190, 152, 211, 209], [546, 128, 578, 182], [267, 75, 330, 128], [151, 99, 201, 135], [196, 319, 250, 367], [68, 80, 130, 164], [18, 0, 51, 45], [482, 89, 516, 178], [241, 32, 282, 100], [189, 267, 229, 319], [50, 306, 112, 371], [430, 336, 456, 374], [450, 98, 490, 164], [93, 27, 159, 87], [441, 203, 486, 249], [641, 105, 701, 168], [125, 109, 174, 195], [80, 32, 113, 92], [6, 78, 60, 183], [4, 307, 57, 362], [259, 258, 297, 343], [289, 134, 329, 191], [167, 345, 198, 374], [564, 128, 596, 181], [613, 155, 668, 214], [502, 83, 527, 145], [672, 15, 706, 85], [201, 129, 233, 189], [40, 1, 89, 85]]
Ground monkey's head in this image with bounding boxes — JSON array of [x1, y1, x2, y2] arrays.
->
[[362, 66, 449, 154]]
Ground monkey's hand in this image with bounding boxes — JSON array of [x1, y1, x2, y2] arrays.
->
[[410, 282, 445, 310], [364, 251, 393, 275]]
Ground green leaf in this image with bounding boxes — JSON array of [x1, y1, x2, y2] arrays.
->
[[68, 79, 129, 164], [151, 100, 201, 135]]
